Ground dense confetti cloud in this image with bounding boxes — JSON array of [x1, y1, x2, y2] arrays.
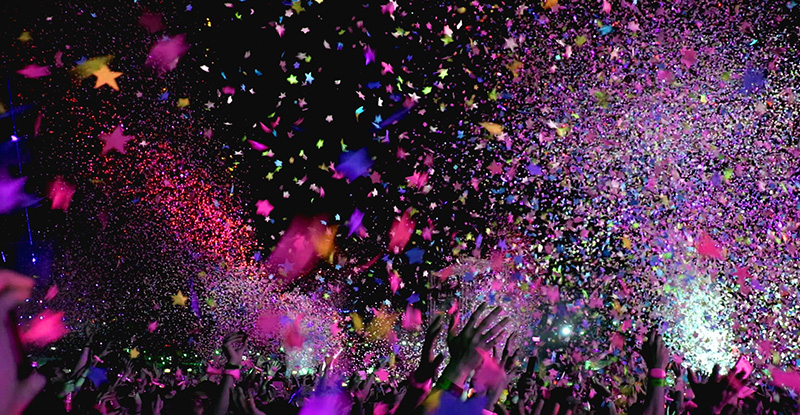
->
[[0, 0, 799, 388]]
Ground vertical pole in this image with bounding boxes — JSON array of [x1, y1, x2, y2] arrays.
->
[[6, 75, 35, 262]]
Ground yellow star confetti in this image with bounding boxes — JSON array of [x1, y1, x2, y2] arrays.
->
[[291, 1, 305, 13], [92, 65, 123, 91], [171, 290, 188, 306]]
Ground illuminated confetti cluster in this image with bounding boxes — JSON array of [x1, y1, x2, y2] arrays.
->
[[1, 0, 799, 387]]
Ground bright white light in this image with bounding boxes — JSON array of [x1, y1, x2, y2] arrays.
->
[[560, 326, 572, 336]]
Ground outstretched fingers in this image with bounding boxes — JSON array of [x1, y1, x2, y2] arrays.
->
[[464, 302, 488, 334], [474, 306, 503, 335], [502, 333, 516, 362], [688, 368, 701, 388], [480, 316, 510, 345]]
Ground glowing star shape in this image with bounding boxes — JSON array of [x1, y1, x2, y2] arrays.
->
[[92, 65, 122, 91], [256, 199, 274, 217], [130, 348, 140, 358], [172, 291, 188, 306], [290, 0, 305, 13], [503, 37, 518, 51], [680, 48, 698, 67], [406, 171, 429, 188], [99, 125, 134, 155]]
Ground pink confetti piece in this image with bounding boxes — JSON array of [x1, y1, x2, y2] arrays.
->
[[388, 210, 414, 254], [268, 217, 321, 280], [472, 348, 507, 393], [401, 304, 422, 331], [696, 232, 724, 259], [657, 70, 674, 83], [20, 310, 69, 346], [601, 0, 611, 13], [284, 317, 305, 349], [17, 64, 50, 79], [255, 309, 282, 339], [374, 368, 389, 382], [44, 285, 58, 301], [389, 270, 401, 294], [770, 367, 800, 391], [48, 177, 76, 210], [139, 12, 165, 33], [248, 140, 269, 151], [146, 34, 190, 73], [680, 48, 698, 67], [609, 332, 625, 351], [255, 199, 274, 217]]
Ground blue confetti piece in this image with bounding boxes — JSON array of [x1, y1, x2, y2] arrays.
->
[[337, 148, 373, 181], [406, 247, 425, 264]]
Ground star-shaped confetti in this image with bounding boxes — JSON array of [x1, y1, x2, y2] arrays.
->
[[92, 65, 122, 91], [172, 291, 188, 306], [256, 199, 274, 217], [98, 125, 134, 155]]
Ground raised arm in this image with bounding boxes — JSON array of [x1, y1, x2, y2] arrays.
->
[[210, 331, 248, 415], [396, 313, 445, 413], [642, 329, 669, 415]]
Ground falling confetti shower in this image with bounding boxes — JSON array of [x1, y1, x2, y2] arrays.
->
[[0, 0, 799, 377]]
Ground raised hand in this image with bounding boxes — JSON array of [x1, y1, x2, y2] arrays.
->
[[413, 313, 445, 383], [350, 360, 385, 403], [223, 331, 248, 366], [687, 364, 747, 414], [517, 354, 539, 404], [150, 394, 164, 415], [499, 333, 521, 375], [441, 302, 510, 386], [641, 328, 670, 415], [485, 333, 521, 410], [0, 270, 46, 415], [642, 329, 668, 370], [114, 359, 135, 387], [211, 331, 250, 415]]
